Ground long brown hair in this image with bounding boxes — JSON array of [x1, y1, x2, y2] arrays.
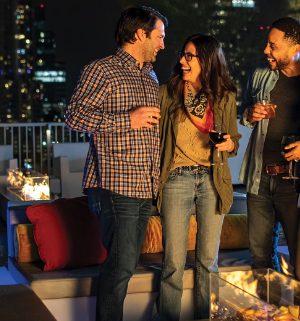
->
[[167, 34, 236, 112]]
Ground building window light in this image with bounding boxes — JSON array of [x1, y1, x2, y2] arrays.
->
[[34, 70, 66, 83], [15, 34, 25, 40], [16, 49, 26, 55], [232, 0, 255, 8]]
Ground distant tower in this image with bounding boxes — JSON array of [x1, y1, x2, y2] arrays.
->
[[0, 0, 15, 122], [13, 0, 40, 121], [33, 3, 66, 122], [0, 0, 66, 122], [288, 0, 300, 19]]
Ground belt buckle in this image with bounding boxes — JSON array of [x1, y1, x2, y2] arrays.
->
[[188, 165, 197, 172], [265, 164, 277, 175]]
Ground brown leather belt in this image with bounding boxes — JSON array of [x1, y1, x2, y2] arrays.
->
[[181, 165, 208, 171], [176, 165, 209, 173], [265, 164, 289, 175]]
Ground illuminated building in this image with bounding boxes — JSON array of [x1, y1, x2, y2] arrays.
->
[[33, 3, 66, 121], [0, 0, 15, 122], [0, 0, 66, 122], [288, 0, 300, 18]]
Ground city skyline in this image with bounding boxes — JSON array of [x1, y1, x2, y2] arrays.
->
[[1, 0, 300, 123], [38, 0, 121, 99], [20, 0, 300, 100]]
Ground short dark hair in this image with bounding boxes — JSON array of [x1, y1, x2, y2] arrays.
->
[[115, 6, 168, 47], [271, 17, 300, 44]]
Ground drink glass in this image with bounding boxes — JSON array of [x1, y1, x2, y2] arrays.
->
[[209, 124, 226, 165], [281, 135, 299, 180], [259, 99, 276, 119]]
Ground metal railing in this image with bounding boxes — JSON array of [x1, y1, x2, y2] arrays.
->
[[0, 123, 89, 175]]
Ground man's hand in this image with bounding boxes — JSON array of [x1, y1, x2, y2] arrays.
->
[[282, 140, 300, 162], [247, 102, 268, 123], [130, 106, 161, 129]]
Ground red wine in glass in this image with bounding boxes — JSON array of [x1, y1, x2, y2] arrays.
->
[[209, 125, 226, 165], [209, 132, 226, 145]]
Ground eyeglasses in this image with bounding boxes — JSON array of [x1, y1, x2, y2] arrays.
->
[[179, 52, 199, 62]]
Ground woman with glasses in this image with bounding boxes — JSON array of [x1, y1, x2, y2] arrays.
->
[[154, 34, 240, 321]]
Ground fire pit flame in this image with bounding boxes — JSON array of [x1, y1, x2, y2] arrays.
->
[[7, 169, 50, 201], [210, 269, 300, 321], [281, 256, 293, 277]]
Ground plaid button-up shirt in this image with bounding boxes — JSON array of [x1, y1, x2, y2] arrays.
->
[[65, 49, 160, 199]]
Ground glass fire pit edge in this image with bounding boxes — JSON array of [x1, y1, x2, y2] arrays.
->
[[210, 269, 300, 321]]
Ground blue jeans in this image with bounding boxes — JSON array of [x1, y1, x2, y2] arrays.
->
[[247, 173, 299, 272], [86, 188, 152, 321], [157, 167, 224, 321]]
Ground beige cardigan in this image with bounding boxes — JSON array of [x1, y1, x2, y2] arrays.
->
[[158, 84, 241, 214]]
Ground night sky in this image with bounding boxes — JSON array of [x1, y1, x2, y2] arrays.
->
[[40, 0, 122, 99]]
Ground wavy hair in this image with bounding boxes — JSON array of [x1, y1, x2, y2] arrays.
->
[[167, 34, 236, 111]]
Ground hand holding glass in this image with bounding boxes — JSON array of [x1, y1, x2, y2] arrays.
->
[[209, 124, 226, 165], [258, 99, 276, 119], [281, 135, 299, 180]]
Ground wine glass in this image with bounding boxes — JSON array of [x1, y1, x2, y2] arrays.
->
[[209, 124, 226, 165], [281, 135, 299, 180]]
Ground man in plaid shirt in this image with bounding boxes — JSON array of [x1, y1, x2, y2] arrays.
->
[[65, 6, 167, 321]]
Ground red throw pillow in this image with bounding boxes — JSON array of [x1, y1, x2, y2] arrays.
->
[[26, 196, 107, 271]]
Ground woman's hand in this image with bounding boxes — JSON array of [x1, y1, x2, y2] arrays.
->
[[215, 134, 235, 152]]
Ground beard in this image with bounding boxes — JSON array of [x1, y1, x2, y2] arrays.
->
[[268, 56, 290, 70], [143, 39, 158, 63], [276, 59, 290, 70], [144, 49, 156, 63]]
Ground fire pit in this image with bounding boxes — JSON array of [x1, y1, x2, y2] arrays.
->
[[7, 169, 50, 201], [210, 269, 300, 320]]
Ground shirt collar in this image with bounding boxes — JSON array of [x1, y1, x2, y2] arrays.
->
[[116, 48, 153, 73]]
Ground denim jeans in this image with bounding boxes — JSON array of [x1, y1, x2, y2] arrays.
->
[[157, 167, 224, 321], [86, 188, 152, 321], [247, 173, 299, 273]]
